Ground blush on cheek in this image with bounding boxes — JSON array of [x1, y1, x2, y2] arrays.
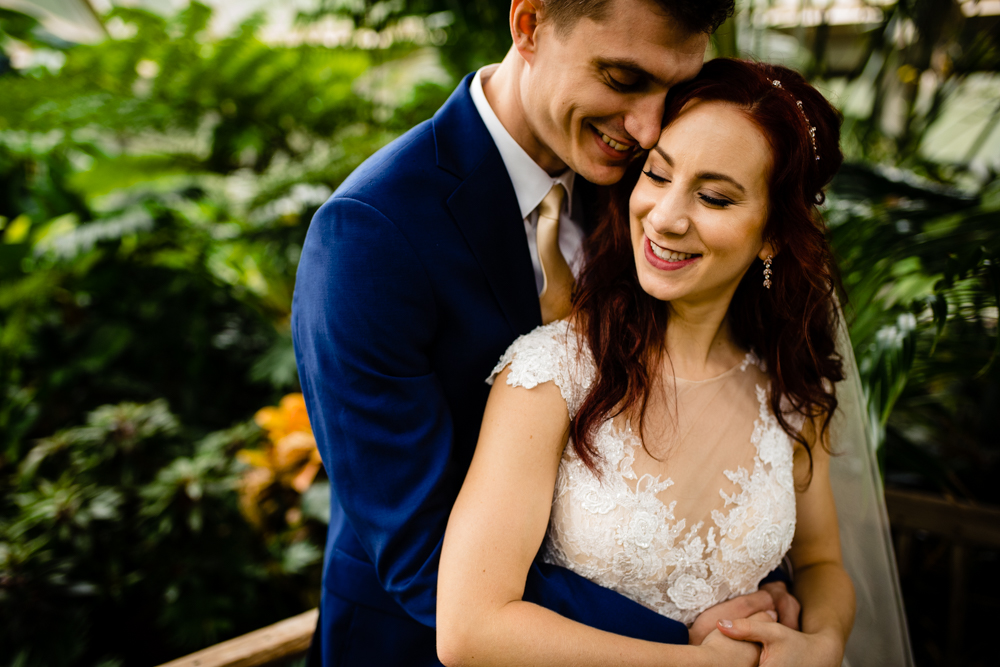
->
[[628, 188, 645, 216], [631, 229, 646, 262]]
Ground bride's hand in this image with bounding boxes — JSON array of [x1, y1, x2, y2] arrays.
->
[[698, 611, 773, 666], [715, 616, 844, 667], [688, 589, 777, 645]]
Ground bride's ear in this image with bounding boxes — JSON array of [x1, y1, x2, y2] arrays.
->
[[758, 240, 778, 261]]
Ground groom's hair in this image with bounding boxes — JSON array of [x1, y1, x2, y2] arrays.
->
[[540, 0, 735, 36]]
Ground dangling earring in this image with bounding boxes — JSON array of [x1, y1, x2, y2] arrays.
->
[[763, 255, 773, 289]]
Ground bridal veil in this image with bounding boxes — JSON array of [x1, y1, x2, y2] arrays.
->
[[829, 302, 914, 666]]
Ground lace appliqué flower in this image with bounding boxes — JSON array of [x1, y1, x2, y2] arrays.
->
[[487, 320, 594, 418]]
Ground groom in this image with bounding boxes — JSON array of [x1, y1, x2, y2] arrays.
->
[[293, 1, 795, 665]]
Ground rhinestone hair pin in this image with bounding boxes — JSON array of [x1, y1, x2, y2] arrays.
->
[[771, 79, 820, 161]]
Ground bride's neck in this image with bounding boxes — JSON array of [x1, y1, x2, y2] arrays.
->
[[663, 299, 742, 380]]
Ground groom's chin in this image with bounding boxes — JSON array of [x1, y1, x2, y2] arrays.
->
[[567, 143, 632, 187], [575, 160, 630, 186]]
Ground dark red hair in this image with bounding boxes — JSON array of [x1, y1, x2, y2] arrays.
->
[[570, 59, 845, 480]]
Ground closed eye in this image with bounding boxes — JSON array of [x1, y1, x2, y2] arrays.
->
[[700, 193, 733, 208], [607, 76, 640, 92], [642, 169, 668, 184], [605, 69, 643, 93]]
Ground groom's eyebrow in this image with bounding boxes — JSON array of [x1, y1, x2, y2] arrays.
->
[[595, 57, 665, 87], [653, 147, 747, 193]]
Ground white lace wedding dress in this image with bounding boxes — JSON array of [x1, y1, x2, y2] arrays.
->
[[489, 320, 804, 626]]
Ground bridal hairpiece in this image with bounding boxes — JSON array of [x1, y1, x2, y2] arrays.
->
[[770, 79, 820, 161]]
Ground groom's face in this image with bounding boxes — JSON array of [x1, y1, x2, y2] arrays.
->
[[522, 0, 708, 185]]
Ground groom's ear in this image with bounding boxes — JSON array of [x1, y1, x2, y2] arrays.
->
[[511, 0, 543, 63]]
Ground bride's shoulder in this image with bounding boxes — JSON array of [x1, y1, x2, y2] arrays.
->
[[486, 318, 594, 415], [487, 319, 580, 382]]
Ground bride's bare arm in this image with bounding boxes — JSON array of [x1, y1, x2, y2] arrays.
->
[[437, 367, 760, 667], [789, 427, 856, 639], [716, 423, 856, 666]]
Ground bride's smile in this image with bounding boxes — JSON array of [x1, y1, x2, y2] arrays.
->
[[629, 99, 774, 308]]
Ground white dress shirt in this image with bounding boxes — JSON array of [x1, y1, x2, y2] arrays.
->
[[469, 65, 587, 295]]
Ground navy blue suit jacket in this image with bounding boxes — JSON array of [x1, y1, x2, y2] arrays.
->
[[292, 74, 690, 666]]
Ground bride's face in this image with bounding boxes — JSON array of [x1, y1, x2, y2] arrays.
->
[[629, 100, 774, 308]]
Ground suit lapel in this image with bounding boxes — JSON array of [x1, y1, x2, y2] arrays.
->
[[447, 156, 541, 335], [435, 75, 542, 335]]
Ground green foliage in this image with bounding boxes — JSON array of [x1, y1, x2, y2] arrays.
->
[[0, 3, 446, 664], [0, 2, 450, 462], [300, 0, 510, 74], [0, 400, 318, 666], [828, 162, 1000, 499]]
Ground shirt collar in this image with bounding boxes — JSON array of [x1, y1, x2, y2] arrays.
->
[[470, 65, 576, 220]]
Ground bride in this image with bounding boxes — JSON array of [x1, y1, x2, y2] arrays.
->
[[437, 59, 911, 666]]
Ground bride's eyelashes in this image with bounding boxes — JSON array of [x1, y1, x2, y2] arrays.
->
[[642, 169, 736, 209], [642, 169, 669, 184], [699, 193, 734, 208]]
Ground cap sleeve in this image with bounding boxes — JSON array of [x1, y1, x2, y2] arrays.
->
[[486, 320, 594, 418]]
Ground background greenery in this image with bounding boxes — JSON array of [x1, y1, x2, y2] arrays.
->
[[1, 1, 998, 665]]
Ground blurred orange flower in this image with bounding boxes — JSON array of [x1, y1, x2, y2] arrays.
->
[[238, 393, 323, 527]]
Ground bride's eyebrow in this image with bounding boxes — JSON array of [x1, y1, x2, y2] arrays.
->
[[653, 146, 746, 194]]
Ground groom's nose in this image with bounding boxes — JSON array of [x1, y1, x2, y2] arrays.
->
[[625, 93, 666, 151]]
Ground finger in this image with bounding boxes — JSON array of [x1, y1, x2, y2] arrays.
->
[[690, 590, 777, 645], [738, 589, 776, 616], [761, 581, 801, 630], [776, 592, 801, 630], [760, 581, 788, 596], [749, 610, 778, 623], [717, 616, 783, 643], [688, 616, 714, 646]]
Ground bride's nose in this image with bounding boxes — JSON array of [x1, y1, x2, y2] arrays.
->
[[645, 189, 692, 238]]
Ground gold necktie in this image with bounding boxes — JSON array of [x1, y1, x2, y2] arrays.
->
[[536, 184, 574, 324]]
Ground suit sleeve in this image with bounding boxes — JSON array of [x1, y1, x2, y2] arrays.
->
[[292, 196, 454, 627]]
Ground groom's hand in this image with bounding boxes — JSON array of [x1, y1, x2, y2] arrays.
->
[[688, 590, 776, 645], [761, 581, 801, 630]]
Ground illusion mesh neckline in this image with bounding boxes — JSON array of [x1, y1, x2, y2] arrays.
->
[[668, 351, 758, 385]]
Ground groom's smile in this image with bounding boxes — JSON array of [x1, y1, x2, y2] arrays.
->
[[511, 0, 708, 185], [592, 123, 637, 159]]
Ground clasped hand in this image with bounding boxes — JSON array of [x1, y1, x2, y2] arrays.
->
[[690, 583, 842, 666], [711, 615, 843, 667]]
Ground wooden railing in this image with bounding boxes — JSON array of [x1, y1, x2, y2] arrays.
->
[[884, 488, 1000, 665], [156, 608, 317, 667], [156, 488, 1000, 667]]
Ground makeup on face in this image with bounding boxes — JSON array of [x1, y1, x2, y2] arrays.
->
[[628, 100, 773, 307]]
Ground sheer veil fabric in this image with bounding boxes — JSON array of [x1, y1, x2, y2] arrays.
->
[[830, 304, 914, 666]]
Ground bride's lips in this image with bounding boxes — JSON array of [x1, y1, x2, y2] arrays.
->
[[591, 125, 635, 160], [644, 237, 701, 271]]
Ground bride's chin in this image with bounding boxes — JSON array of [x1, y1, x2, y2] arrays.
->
[[633, 266, 674, 298], [636, 279, 677, 303]]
